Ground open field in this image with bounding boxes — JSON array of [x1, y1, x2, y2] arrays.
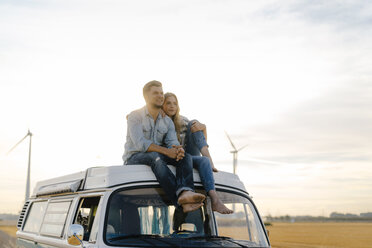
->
[[266, 222, 372, 248], [0, 221, 16, 248], [0, 225, 18, 238], [0, 220, 17, 238]]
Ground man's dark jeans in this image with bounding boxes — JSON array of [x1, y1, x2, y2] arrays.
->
[[126, 152, 194, 206]]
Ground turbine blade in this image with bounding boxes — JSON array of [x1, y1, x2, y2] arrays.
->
[[238, 144, 249, 152], [225, 131, 237, 151], [6, 133, 29, 155]]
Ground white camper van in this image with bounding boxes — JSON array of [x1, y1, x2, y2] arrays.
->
[[16, 165, 271, 248]]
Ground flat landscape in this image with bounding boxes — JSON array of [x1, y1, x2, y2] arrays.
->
[[0, 221, 16, 248], [2, 221, 372, 248], [0, 220, 17, 237], [266, 222, 372, 248]]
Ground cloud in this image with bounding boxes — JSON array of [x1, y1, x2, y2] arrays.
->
[[1, 0, 371, 215], [238, 78, 372, 164], [288, 1, 372, 31], [246, 1, 372, 31]]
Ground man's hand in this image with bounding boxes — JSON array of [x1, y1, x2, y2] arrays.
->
[[147, 144, 183, 160], [172, 145, 185, 161], [167, 147, 179, 159], [190, 121, 206, 133]]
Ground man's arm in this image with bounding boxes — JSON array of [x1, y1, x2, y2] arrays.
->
[[127, 113, 181, 160], [147, 144, 180, 160], [164, 119, 181, 148], [161, 119, 185, 160], [127, 113, 153, 152]]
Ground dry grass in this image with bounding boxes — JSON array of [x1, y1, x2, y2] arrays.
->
[[218, 226, 251, 240], [266, 222, 372, 248], [0, 221, 17, 238]]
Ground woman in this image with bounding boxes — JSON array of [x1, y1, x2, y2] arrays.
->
[[162, 92, 233, 214]]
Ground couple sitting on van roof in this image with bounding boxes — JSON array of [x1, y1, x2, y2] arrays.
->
[[122, 80, 233, 214]]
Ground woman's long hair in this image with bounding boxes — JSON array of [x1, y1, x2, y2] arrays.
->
[[163, 92, 182, 143]]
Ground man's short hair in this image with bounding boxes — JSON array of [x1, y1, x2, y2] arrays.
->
[[143, 80, 162, 97]]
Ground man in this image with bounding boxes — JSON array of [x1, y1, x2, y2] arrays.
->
[[123, 80, 205, 212]]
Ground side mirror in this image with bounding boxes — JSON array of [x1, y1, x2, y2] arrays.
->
[[67, 224, 84, 246]]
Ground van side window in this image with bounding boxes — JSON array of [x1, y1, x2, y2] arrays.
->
[[23, 201, 47, 233], [74, 197, 100, 241], [40, 201, 72, 237]]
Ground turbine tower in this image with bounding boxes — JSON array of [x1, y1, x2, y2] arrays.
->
[[7, 129, 33, 202], [225, 131, 248, 174]]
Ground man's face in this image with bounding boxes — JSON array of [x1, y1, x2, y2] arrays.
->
[[146, 86, 164, 108]]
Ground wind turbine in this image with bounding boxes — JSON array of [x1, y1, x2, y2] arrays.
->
[[7, 129, 33, 202], [225, 131, 248, 174]]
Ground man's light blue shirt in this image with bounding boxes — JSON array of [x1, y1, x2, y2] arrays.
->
[[122, 106, 180, 163]]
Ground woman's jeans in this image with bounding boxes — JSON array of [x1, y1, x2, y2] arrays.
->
[[184, 120, 208, 156], [185, 120, 215, 192]]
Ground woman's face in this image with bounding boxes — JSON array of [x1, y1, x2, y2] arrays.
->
[[163, 96, 178, 117]]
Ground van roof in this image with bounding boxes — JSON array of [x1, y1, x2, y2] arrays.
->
[[31, 165, 247, 198]]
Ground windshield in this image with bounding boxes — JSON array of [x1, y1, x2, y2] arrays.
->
[[214, 191, 269, 246], [104, 187, 269, 247]]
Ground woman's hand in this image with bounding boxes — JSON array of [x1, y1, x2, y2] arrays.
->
[[160, 109, 167, 118], [190, 121, 206, 133]]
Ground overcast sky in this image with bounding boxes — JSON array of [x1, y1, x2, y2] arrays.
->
[[0, 0, 371, 216]]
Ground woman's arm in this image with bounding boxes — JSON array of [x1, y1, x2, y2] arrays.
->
[[190, 121, 207, 141]]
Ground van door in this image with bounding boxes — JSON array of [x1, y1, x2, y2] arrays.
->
[[72, 196, 102, 243]]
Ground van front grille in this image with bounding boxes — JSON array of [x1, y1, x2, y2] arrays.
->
[[17, 201, 30, 229]]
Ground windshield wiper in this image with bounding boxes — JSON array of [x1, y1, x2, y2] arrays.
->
[[109, 234, 180, 247], [186, 235, 251, 248], [109, 234, 162, 241], [186, 235, 231, 240]]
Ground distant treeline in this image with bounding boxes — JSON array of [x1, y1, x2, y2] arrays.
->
[[0, 214, 18, 221], [265, 212, 372, 222]]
